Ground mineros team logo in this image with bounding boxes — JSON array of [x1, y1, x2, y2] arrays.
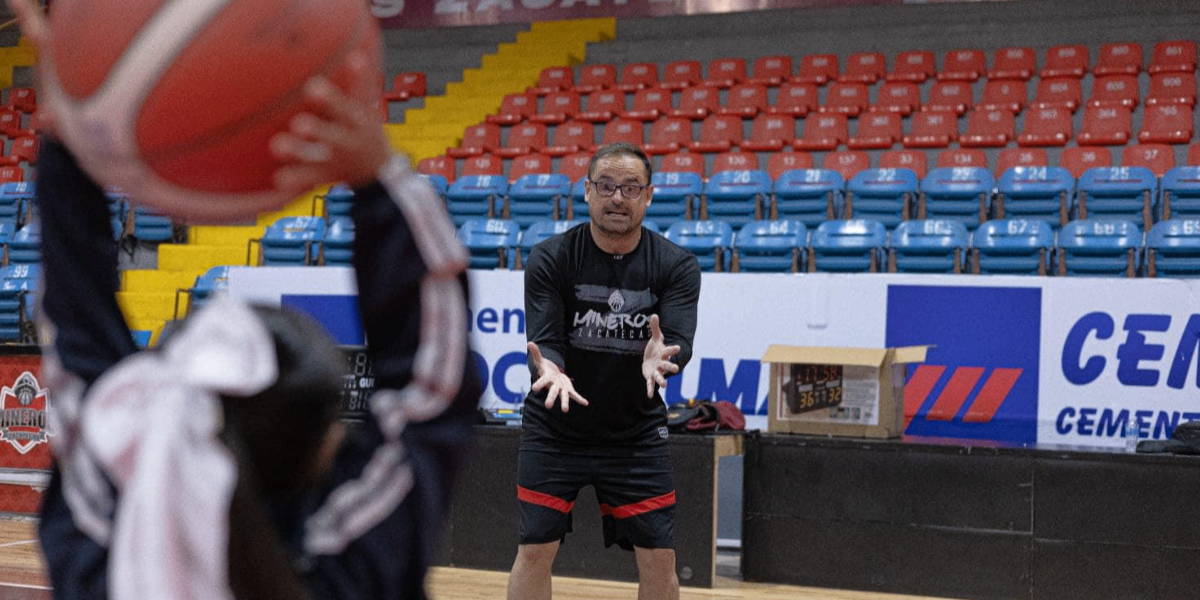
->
[[608, 289, 626, 313], [0, 372, 51, 454]]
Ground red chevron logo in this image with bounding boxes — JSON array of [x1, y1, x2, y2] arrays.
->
[[904, 365, 1024, 429]]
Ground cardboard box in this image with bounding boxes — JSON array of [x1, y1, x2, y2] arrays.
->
[[762, 344, 929, 439]]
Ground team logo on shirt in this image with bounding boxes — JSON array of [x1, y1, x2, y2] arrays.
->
[[608, 290, 626, 312], [572, 285, 657, 354], [0, 372, 50, 454]]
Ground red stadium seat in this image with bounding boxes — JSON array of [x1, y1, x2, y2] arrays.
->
[[839, 52, 886, 84], [531, 66, 574, 95], [690, 114, 743, 153], [1139, 104, 1195, 145], [661, 60, 703, 90], [601, 119, 644, 146], [712, 150, 759, 174], [988, 47, 1036, 81], [509, 153, 552, 181], [671, 85, 721, 120], [558, 152, 592, 181], [1149, 40, 1198, 74], [462, 154, 504, 177], [719, 83, 769, 118], [383, 72, 426, 102], [880, 149, 927, 178], [644, 117, 693, 155], [622, 88, 670, 122], [531, 91, 581, 125], [848, 112, 901, 150], [871, 82, 920, 116], [0, 166, 23, 183], [417, 155, 456, 182], [705, 58, 747, 89], [821, 82, 869, 116], [960, 109, 1015, 148], [794, 54, 839, 86], [926, 81, 973, 115], [1093, 42, 1143, 76], [750, 55, 793, 87], [618, 62, 659, 92], [903, 111, 958, 148], [793, 113, 848, 151], [20, 111, 40, 137], [1041, 45, 1089, 79], [487, 93, 537, 126], [660, 152, 706, 177], [1191, 143, 1200, 166], [498, 122, 547, 158], [768, 82, 818, 117], [1088, 75, 1139, 109], [997, 148, 1048, 175], [938, 49, 986, 82], [1122, 143, 1175, 176], [448, 123, 501, 158], [1077, 106, 1133, 146], [578, 90, 625, 123], [1060, 147, 1112, 178], [937, 148, 987, 169], [576, 64, 617, 93], [4, 88, 35, 114], [824, 150, 871, 180], [1146, 73, 1198, 107], [1032, 78, 1082, 112], [741, 114, 797, 152], [0, 108, 20, 138], [887, 50, 935, 83], [545, 120, 595, 157], [767, 151, 815, 180], [1017, 107, 1072, 147], [977, 80, 1027, 113]]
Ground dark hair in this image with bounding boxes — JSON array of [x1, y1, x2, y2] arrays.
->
[[587, 141, 653, 183]]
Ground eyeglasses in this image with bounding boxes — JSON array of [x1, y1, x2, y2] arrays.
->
[[587, 179, 648, 200]]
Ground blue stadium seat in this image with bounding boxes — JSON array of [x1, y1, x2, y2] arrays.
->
[[649, 171, 703, 225], [846, 168, 919, 229], [0, 182, 33, 223], [1057, 219, 1142, 277], [641, 219, 660, 233], [702, 170, 771, 228], [324, 184, 355, 219], [190, 265, 232, 312], [810, 219, 887, 272], [421, 174, 449, 197], [445, 175, 507, 226], [7, 221, 39, 265], [996, 166, 1075, 228], [971, 219, 1055, 275], [1161, 167, 1200, 220], [1077, 166, 1157, 228], [772, 169, 843, 228], [459, 219, 520, 269], [569, 177, 587, 219], [506, 173, 572, 227], [733, 220, 806, 272], [663, 220, 734, 272], [516, 219, 587, 268], [130, 205, 176, 242], [919, 167, 995, 230], [889, 219, 969, 273], [0, 264, 38, 342], [0, 220, 13, 258], [131, 330, 153, 349], [260, 216, 325, 266], [322, 217, 355, 266], [1147, 219, 1200, 277]]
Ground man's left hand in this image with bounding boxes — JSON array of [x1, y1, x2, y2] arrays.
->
[[642, 314, 681, 398]]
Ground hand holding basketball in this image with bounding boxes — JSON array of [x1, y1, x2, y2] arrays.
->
[[642, 315, 681, 398], [528, 342, 589, 413]]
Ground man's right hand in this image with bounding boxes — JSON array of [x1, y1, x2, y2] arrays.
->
[[528, 342, 588, 413]]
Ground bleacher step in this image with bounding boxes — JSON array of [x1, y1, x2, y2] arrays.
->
[[120, 269, 201, 295], [158, 244, 251, 272], [117, 292, 184, 323]]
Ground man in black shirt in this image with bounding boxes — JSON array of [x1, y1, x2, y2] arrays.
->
[[507, 142, 701, 600]]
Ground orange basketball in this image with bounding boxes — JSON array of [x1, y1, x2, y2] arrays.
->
[[44, 0, 383, 222]]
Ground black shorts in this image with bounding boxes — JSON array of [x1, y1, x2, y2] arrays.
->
[[516, 447, 675, 551]]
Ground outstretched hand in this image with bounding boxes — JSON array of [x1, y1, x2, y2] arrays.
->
[[528, 342, 588, 413], [642, 315, 681, 398]]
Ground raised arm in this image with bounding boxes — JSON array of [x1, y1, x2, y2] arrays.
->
[[523, 242, 588, 412]]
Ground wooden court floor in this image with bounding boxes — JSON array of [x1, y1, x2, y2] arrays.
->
[[0, 516, 961, 600]]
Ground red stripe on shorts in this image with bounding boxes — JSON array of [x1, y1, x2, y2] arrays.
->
[[599, 491, 677, 520], [517, 486, 575, 514]]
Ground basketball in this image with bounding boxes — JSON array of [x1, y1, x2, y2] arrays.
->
[[42, 0, 383, 222]]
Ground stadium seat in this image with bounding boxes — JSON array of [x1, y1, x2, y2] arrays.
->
[[1161, 166, 1200, 219], [741, 114, 797, 152], [448, 123, 500, 158], [995, 166, 1074, 227], [977, 80, 1027, 113], [498, 122, 548, 158], [903, 111, 958, 149], [545, 121, 594, 157], [531, 91, 581, 125], [937, 148, 987, 169], [509, 153, 552, 180], [672, 85, 721, 120], [938, 49, 986, 81], [0, 220, 12, 258], [1146, 72, 1198, 108], [514, 219, 587, 269], [887, 50, 936, 83], [1088, 75, 1139, 109], [461, 154, 503, 177], [810, 219, 887, 272], [1032, 77, 1083, 112], [839, 52, 886, 84], [1076, 166, 1156, 227], [189, 265, 231, 312], [960, 109, 1015, 147], [926, 81, 973, 115], [130, 206, 176, 243], [793, 113, 848, 151], [1146, 218, 1200, 277], [712, 151, 759, 174], [997, 148, 1049, 174], [0, 108, 19, 138], [10, 135, 38, 164], [323, 184, 354, 220], [623, 88, 671, 122], [506, 173, 572, 226], [321, 218, 354, 267], [988, 47, 1036, 81], [824, 150, 871, 181], [972, 219, 1055, 275], [702, 169, 771, 227], [663, 220, 734, 271], [767, 151, 816, 180], [558, 151, 592, 182], [880, 150, 928, 178], [1057, 219, 1142, 277], [5, 88, 35, 113], [705, 58, 747, 89], [1138, 104, 1194, 145], [0, 166, 24, 184], [768, 82, 818, 117], [920, 167, 994, 229], [649, 171, 703, 223], [659, 152, 706, 177], [1018, 107, 1072, 147], [846, 168, 918, 228], [848, 112, 901, 149], [618, 62, 659, 92], [1041, 45, 1090, 79], [733, 220, 807, 272], [261, 217, 325, 266], [1093, 42, 1143, 77], [1192, 144, 1200, 166], [576, 64, 616, 94], [719, 83, 769, 118], [750, 56, 793, 87], [1149, 40, 1198, 74], [772, 168, 843, 226], [459, 219, 520, 269], [383, 72, 426, 102], [889, 219, 969, 273], [644, 117, 693, 155], [690, 114, 743, 153], [871, 81, 920, 116], [0, 182, 32, 223], [795, 54, 839, 86], [600, 119, 644, 146], [1122, 143, 1175, 177], [1077, 106, 1132, 146], [418, 155, 455, 182], [578, 89, 625, 123], [0, 264, 37, 342], [445, 174, 506, 225], [820, 82, 869, 116], [531, 66, 573, 95], [1060, 147, 1113, 178], [661, 60, 703, 90]]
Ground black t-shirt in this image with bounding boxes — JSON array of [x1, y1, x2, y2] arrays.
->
[[522, 223, 701, 453]]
